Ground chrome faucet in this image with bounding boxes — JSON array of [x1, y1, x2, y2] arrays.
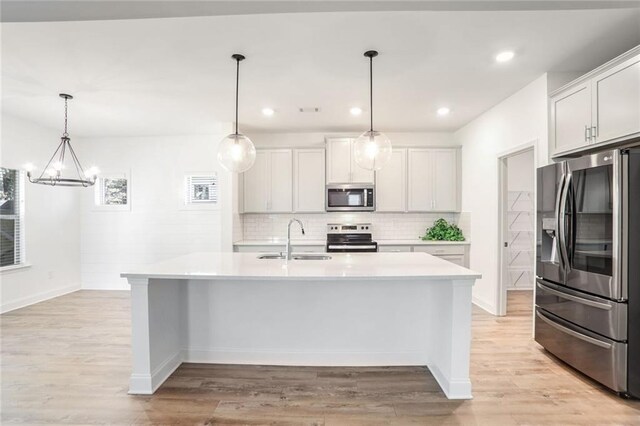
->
[[286, 218, 305, 260]]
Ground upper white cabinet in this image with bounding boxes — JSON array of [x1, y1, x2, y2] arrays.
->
[[407, 148, 460, 212], [550, 83, 592, 154], [325, 138, 375, 184], [294, 149, 325, 212], [432, 149, 459, 211], [243, 149, 293, 213], [592, 55, 640, 144], [550, 46, 640, 157], [376, 148, 407, 212]]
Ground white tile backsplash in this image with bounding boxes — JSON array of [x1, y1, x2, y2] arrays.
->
[[241, 212, 471, 241]]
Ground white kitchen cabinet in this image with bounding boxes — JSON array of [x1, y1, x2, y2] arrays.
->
[[243, 149, 292, 213], [550, 82, 592, 155], [407, 148, 460, 212], [376, 148, 406, 212], [407, 149, 433, 211], [592, 55, 640, 144], [294, 149, 325, 212], [432, 149, 459, 211], [378, 245, 412, 253], [550, 46, 640, 157], [412, 244, 469, 267], [242, 151, 270, 213], [325, 137, 375, 184]]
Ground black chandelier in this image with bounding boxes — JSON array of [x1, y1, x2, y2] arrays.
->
[[28, 94, 97, 187]]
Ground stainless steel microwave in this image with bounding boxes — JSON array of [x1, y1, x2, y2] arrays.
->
[[326, 184, 375, 212]]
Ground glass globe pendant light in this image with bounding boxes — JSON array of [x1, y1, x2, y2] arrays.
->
[[353, 50, 392, 171], [217, 54, 256, 173], [27, 93, 98, 187]]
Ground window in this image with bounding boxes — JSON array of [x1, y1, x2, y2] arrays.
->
[[94, 172, 130, 211], [0, 167, 25, 268], [184, 174, 218, 208]]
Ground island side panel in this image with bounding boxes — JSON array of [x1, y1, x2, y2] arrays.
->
[[428, 279, 474, 399], [183, 278, 434, 366], [128, 277, 185, 394]]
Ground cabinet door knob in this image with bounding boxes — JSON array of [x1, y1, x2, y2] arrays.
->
[[584, 125, 589, 142], [591, 126, 597, 143]]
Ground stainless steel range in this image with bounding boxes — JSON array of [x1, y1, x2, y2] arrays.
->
[[535, 148, 640, 397], [326, 223, 378, 253]]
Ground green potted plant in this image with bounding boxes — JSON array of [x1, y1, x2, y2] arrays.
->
[[421, 218, 465, 241]]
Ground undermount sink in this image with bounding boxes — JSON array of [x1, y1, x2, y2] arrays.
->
[[257, 254, 286, 259], [257, 254, 331, 260]]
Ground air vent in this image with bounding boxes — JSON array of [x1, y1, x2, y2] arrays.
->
[[298, 107, 321, 113]]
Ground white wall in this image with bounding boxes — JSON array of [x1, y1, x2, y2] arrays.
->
[[78, 126, 234, 290], [455, 74, 549, 314], [249, 132, 456, 149], [0, 115, 82, 313]]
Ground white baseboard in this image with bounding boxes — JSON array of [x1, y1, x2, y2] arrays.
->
[[1, 284, 80, 314], [472, 295, 497, 315], [429, 363, 473, 400], [129, 350, 183, 395], [184, 349, 428, 366]]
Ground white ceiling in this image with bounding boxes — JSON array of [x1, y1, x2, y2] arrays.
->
[[2, 8, 639, 137]]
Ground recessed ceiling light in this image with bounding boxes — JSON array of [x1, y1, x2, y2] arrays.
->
[[350, 107, 363, 116], [262, 107, 275, 116], [437, 107, 450, 116], [495, 51, 515, 63]]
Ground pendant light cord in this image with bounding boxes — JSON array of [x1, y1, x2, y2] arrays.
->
[[235, 57, 240, 135], [63, 96, 69, 137], [369, 55, 373, 132]]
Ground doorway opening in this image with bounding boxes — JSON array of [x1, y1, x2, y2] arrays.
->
[[498, 144, 536, 316]]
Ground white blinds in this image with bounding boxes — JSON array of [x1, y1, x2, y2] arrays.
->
[[0, 168, 24, 267], [185, 174, 218, 204]]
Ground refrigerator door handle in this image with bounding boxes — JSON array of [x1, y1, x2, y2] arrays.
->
[[536, 281, 613, 310], [555, 173, 567, 270], [558, 173, 571, 272]]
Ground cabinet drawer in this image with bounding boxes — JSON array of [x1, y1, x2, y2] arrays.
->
[[234, 245, 284, 253], [535, 308, 627, 392], [413, 245, 465, 255], [378, 245, 412, 253]]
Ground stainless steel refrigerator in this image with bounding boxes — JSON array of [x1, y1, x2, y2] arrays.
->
[[535, 148, 640, 397]]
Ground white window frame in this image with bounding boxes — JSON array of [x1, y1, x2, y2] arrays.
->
[[182, 172, 219, 211], [93, 171, 131, 212], [0, 169, 27, 272]]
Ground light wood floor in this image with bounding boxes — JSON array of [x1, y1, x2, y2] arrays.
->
[[2, 290, 639, 425]]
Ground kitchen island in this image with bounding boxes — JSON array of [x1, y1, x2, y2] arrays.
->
[[121, 252, 481, 399]]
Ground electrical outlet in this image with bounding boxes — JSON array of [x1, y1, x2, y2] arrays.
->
[[48, 271, 54, 280]]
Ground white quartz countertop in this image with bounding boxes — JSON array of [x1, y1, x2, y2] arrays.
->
[[233, 239, 470, 246], [121, 252, 481, 281]]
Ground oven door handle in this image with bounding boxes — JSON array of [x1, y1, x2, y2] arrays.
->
[[536, 310, 612, 349]]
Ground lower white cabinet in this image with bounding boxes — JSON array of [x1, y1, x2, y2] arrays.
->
[[412, 244, 469, 267], [378, 245, 412, 253], [234, 244, 325, 253], [294, 149, 325, 212], [243, 149, 293, 213]]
